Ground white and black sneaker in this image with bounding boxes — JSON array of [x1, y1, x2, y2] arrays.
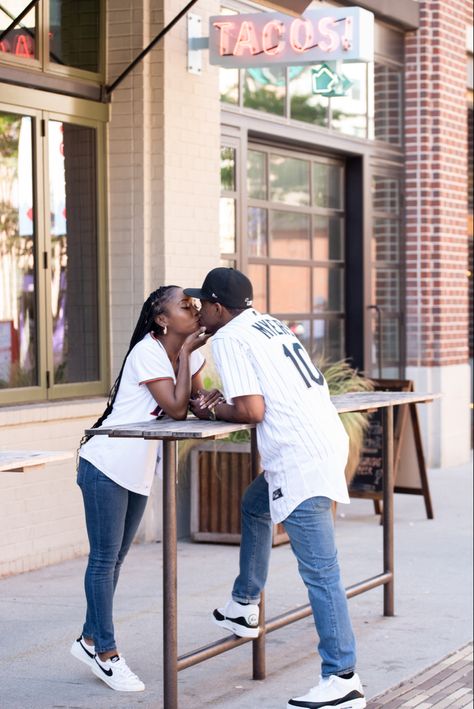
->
[[91, 653, 145, 692], [212, 598, 260, 639], [70, 635, 96, 668], [287, 673, 366, 709]]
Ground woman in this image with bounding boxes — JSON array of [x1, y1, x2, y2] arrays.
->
[[71, 285, 220, 692]]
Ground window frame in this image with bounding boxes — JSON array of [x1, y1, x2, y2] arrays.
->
[[0, 0, 105, 83], [0, 83, 108, 404]]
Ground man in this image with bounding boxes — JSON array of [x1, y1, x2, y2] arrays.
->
[[185, 268, 366, 709]]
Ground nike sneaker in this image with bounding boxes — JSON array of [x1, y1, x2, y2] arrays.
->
[[212, 598, 260, 638], [287, 673, 366, 709], [91, 654, 145, 692], [70, 635, 96, 668]]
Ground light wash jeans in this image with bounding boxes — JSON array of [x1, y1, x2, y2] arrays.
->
[[77, 458, 148, 653], [232, 472, 356, 678]]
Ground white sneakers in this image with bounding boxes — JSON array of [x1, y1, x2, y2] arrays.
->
[[91, 654, 145, 692], [70, 636, 144, 692], [212, 598, 260, 638], [70, 636, 96, 668], [287, 673, 366, 709]]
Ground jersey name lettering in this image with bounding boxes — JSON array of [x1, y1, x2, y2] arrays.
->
[[252, 318, 292, 339]]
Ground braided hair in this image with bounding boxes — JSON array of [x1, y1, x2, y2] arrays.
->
[[80, 285, 178, 447]]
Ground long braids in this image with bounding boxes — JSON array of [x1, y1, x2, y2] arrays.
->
[[79, 285, 178, 447]]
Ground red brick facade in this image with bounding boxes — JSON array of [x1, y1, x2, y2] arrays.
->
[[405, 0, 471, 367]]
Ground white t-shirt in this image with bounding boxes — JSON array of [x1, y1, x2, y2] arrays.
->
[[212, 309, 349, 523], [80, 333, 205, 495]]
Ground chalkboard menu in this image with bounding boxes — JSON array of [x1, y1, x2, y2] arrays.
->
[[349, 379, 410, 497], [349, 409, 385, 493]]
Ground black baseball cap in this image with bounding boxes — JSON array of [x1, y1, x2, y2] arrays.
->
[[184, 268, 253, 309]]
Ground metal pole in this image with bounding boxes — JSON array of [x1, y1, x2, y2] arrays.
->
[[163, 439, 178, 709], [105, 0, 198, 95], [250, 427, 266, 680], [382, 406, 395, 616]]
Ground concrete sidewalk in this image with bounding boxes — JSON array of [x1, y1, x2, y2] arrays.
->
[[0, 459, 472, 708]]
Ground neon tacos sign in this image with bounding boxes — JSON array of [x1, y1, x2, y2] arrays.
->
[[209, 7, 373, 68]]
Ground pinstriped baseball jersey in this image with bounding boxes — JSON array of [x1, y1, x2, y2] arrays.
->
[[212, 309, 350, 523]]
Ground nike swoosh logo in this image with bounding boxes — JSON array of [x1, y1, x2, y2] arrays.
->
[[80, 641, 95, 659], [94, 658, 113, 676]]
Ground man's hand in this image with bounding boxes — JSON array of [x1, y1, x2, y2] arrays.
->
[[189, 389, 225, 420]]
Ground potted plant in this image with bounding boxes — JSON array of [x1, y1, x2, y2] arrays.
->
[[186, 360, 373, 544]]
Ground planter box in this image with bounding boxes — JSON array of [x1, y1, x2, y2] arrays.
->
[[190, 441, 288, 546]]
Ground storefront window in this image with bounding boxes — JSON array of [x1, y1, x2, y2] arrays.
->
[[243, 67, 285, 116], [245, 147, 346, 362], [0, 1, 37, 60], [0, 112, 37, 388], [289, 67, 328, 127], [0, 107, 105, 402]]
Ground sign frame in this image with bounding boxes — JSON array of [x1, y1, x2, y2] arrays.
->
[[209, 6, 374, 69]]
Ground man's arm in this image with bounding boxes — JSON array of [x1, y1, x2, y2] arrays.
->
[[190, 394, 265, 424]]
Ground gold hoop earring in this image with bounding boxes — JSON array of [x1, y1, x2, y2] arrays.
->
[[163, 325, 167, 335]]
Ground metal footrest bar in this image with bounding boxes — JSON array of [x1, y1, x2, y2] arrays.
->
[[177, 571, 392, 671]]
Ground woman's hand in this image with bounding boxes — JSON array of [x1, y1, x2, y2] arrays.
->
[[181, 327, 210, 355], [189, 389, 225, 420]]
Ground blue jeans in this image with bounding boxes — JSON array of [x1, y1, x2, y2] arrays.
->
[[77, 458, 148, 653], [232, 473, 356, 677]]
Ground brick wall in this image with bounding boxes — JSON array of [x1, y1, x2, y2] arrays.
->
[[405, 0, 470, 368], [0, 400, 104, 577]]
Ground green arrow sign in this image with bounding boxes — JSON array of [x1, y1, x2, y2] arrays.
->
[[312, 64, 353, 97]]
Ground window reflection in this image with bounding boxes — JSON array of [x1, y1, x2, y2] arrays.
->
[[247, 151, 266, 200], [243, 67, 285, 116], [313, 216, 343, 261], [248, 263, 267, 312], [248, 207, 267, 257], [220, 68, 239, 104], [49, 0, 100, 72], [49, 121, 99, 384], [221, 146, 235, 192], [313, 319, 344, 361], [373, 219, 400, 263], [219, 198, 235, 254], [0, 112, 37, 388], [270, 266, 310, 313], [374, 63, 402, 145], [0, 1, 37, 60], [289, 66, 328, 126], [313, 267, 344, 312], [270, 155, 310, 206], [313, 163, 342, 210], [373, 176, 399, 213], [271, 211, 310, 260], [331, 63, 368, 138]]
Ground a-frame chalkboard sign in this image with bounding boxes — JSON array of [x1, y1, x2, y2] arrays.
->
[[349, 379, 434, 519]]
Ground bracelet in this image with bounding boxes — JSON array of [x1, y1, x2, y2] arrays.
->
[[208, 408, 217, 421]]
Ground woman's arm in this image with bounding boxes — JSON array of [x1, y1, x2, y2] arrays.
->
[[146, 330, 209, 420]]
